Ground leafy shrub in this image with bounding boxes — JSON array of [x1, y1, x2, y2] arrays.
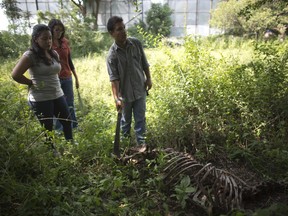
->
[[147, 37, 288, 178], [127, 19, 147, 42], [128, 3, 173, 48], [0, 31, 29, 59], [146, 3, 173, 37], [2, 37, 288, 215], [37, 8, 113, 57]]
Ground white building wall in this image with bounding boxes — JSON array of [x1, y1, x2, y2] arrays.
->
[[15, 0, 70, 31], [97, 0, 220, 37], [14, 0, 220, 37]]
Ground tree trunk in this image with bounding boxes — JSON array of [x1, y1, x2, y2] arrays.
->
[[71, 0, 87, 17]]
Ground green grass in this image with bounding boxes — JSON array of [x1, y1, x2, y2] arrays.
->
[[1, 38, 288, 215]]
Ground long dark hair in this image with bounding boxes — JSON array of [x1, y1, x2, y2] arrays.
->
[[48, 19, 65, 48], [30, 24, 59, 65]]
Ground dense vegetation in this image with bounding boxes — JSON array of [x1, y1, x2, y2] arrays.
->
[[1, 34, 288, 215], [1, 1, 288, 215], [210, 0, 288, 37]]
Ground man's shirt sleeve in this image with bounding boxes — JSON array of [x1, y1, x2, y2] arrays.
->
[[107, 51, 120, 81]]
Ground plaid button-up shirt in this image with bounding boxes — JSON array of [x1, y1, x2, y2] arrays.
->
[[107, 37, 149, 103]]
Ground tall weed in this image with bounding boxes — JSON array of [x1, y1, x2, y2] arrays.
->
[[1, 37, 288, 215], [148, 37, 288, 178]]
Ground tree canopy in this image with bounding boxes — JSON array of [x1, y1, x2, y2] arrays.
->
[[210, 0, 288, 37]]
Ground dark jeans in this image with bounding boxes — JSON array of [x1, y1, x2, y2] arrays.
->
[[121, 95, 146, 144], [55, 76, 78, 130], [29, 96, 73, 140]]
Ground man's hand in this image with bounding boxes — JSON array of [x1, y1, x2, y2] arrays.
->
[[75, 78, 80, 89], [145, 78, 152, 91], [115, 98, 122, 111]]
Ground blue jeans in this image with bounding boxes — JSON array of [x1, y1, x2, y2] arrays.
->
[[121, 95, 146, 144], [55, 77, 78, 130], [29, 96, 73, 140]]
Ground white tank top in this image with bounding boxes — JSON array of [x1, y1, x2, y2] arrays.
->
[[24, 50, 63, 102]]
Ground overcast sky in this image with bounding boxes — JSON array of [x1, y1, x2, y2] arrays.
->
[[0, 3, 9, 31]]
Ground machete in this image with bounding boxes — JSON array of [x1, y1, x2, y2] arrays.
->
[[113, 110, 122, 158]]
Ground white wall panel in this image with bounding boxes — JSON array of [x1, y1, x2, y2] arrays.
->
[[14, 0, 220, 37]]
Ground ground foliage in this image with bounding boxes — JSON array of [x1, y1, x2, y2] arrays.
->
[[1, 37, 288, 215]]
